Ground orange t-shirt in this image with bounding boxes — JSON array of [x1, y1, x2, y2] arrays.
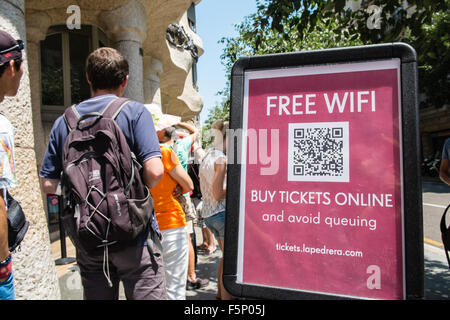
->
[[150, 146, 186, 231]]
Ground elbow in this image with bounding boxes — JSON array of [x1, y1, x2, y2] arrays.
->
[[182, 180, 194, 194], [144, 158, 164, 188], [150, 167, 164, 187], [153, 164, 164, 182]]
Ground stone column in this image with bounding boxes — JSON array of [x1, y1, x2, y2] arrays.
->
[[100, 0, 147, 103], [25, 11, 52, 167], [143, 56, 163, 106], [0, 1, 60, 299]]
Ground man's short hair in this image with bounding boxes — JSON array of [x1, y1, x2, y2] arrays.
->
[[86, 47, 129, 91]]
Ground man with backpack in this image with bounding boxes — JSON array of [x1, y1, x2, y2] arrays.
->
[[0, 30, 25, 300], [39, 47, 166, 300]]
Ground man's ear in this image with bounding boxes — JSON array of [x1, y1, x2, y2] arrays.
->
[[5, 60, 15, 77], [121, 75, 129, 89], [117, 75, 128, 97]]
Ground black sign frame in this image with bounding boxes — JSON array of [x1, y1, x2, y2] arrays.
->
[[223, 43, 424, 300]]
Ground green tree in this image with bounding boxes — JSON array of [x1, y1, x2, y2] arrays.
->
[[411, 9, 449, 108], [258, 0, 447, 43], [201, 94, 231, 148], [202, 3, 363, 147], [220, 10, 363, 77], [253, 0, 450, 108]]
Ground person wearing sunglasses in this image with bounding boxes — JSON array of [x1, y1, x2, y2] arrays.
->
[[0, 30, 24, 300]]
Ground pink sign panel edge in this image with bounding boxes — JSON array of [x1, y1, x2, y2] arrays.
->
[[235, 59, 405, 300]]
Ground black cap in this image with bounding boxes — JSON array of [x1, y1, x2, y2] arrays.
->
[[0, 30, 23, 66]]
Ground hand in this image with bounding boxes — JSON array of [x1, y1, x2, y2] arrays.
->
[[173, 185, 183, 198]]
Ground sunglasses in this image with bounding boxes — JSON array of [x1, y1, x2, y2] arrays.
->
[[0, 40, 24, 55]]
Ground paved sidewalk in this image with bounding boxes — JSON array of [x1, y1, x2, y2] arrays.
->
[[424, 243, 450, 299], [53, 225, 220, 300], [53, 228, 449, 300]]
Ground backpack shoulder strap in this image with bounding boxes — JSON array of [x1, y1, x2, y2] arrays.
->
[[63, 105, 80, 132], [102, 97, 130, 120]]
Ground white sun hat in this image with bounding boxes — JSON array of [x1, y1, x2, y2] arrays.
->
[[145, 104, 181, 131]]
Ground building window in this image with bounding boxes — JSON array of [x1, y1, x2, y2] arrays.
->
[[187, 3, 196, 32], [192, 61, 198, 90], [40, 25, 111, 123], [41, 33, 64, 106]]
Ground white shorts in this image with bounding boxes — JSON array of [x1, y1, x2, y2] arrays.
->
[[160, 226, 189, 300]]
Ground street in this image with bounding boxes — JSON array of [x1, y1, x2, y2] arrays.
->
[[421, 178, 450, 300], [422, 178, 450, 246]]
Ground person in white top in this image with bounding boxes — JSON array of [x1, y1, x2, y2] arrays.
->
[[0, 30, 24, 300], [199, 119, 233, 300]]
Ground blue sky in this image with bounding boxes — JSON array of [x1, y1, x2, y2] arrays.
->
[[195, 0, 257, 124]]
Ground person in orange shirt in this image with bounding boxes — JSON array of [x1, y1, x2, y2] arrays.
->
[[150, 127, 194, 300]]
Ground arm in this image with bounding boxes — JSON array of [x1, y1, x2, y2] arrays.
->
[[142, 157, 164, 189], [212, 158, 227, 201], [177, 122, 199, 142], [169, 152, 194, 194], [39, 117, 68, 194], [40, 157, 164, 191], [132, 105, 163, 189], [0, 192, 11, 283], [193, 141, 205, 164], [440, 159, 450, 186]]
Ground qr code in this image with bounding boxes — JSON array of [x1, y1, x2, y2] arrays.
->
[[288, 122, 349, 182]]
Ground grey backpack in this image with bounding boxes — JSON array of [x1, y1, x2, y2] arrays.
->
[[60, 98, 154, 284]]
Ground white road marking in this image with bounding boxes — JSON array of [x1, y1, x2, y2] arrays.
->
[[423, 202, 447, 209]]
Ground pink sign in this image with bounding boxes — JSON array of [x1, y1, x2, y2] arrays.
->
[[237, 60, 404, 299]]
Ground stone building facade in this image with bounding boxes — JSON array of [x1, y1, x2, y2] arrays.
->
[[0, 0, 203, 299], [420, 106, 450, 160]]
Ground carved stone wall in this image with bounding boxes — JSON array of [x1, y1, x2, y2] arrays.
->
[[0, 0, 60, 300], [0, 0, 204, 299]]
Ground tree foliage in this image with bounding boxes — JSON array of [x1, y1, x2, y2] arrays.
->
[[261, 0, 447, 42], [201, 94, 230, 148], [253, 0, 450, 108], [413, 9, 450, 108], [202, 0, 449, 147], [220, 8, 363, 76], [202, 3, 363, 147]]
